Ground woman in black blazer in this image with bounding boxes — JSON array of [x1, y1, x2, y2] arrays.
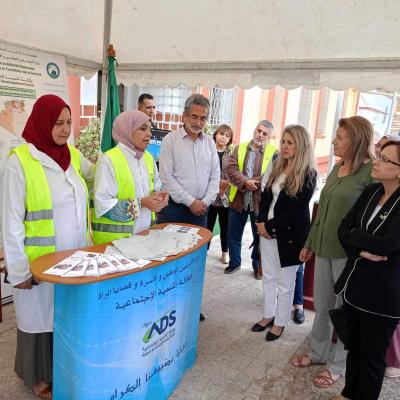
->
[[333, 141, 400, 400], [252, 125, 316, 341]]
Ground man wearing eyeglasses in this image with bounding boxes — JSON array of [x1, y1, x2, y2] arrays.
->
[[138, 93, 158, 129], [225, 121, 277, 279], [159, 94, 219, 228], [158, 94, 220, 321]]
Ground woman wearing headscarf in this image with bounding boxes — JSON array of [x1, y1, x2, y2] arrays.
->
[[92, 110, 168, 244], [0, 94, 93, 399]]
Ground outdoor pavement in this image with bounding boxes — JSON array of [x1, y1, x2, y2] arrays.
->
[[0, 224, 399, 399]]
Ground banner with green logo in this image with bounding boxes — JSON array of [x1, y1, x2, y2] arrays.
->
[[53, 246, 207, 399]]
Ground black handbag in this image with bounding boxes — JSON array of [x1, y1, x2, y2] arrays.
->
[[329, 307, 348, 348]]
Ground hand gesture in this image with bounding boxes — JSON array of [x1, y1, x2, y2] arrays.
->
[[299, 247, 314, 262], [153, 190, 169, 207], [256, 222, 272, 239], [14, 277, 37, 289], [219, 180, 230, 196], [141, 193, 166, 213], [189, 199, 207, 216], [360, 251, 387, 262], [244, 179, 260, 191]]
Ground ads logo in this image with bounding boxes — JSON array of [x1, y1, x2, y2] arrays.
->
[[143, 309, 176, 344], [46, 62, 60, 79]]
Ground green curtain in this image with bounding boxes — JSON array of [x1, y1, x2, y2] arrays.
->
[[101, 56, 120, 152]]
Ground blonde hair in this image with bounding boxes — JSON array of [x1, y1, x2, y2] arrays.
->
[[338, 116, 373, 174], [267, 125, 315, 197]]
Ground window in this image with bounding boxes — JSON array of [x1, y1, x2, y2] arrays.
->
[[139, 85, 192, 130], [315, 88, 330, 138], [208, 87, 236, 131]]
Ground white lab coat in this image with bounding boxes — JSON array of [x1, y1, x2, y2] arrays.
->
[[94, 143, 161, 234], [0, 144, 93, 333]]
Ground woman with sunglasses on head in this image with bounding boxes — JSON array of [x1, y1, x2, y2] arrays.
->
[[332, 140, 400, 400], [253, 125, 316, 340], [291, 116, 374, 389], [0, 94, 93, 399], [206, 124, 233, 264]]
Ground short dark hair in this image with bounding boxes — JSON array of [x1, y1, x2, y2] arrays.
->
[[213, 124, 233, 146], [381, 140, 400, 162], [138, 93, 154, 105]]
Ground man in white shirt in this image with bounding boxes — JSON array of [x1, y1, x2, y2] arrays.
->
[[158, 94, 220, 322], [158, 94, 220, 228]]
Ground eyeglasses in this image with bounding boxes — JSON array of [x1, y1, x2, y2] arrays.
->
[[374, 155, 400, 167], [189, 114, 208, 122]]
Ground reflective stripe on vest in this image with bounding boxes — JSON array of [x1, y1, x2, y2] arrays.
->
[[25, 210, 53, 221], [91, 146, 156, 245], [12, 144, 89, 262], [228, 142, 277, 202]]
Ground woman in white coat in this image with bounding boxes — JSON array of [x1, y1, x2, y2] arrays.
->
[[92, 110, 168, 244], [0, 94, 93, 399]]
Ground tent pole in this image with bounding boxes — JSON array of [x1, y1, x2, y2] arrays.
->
[[100, 0, 113, 145]]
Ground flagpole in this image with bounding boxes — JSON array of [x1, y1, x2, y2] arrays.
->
[[100, 0, 113, 152]]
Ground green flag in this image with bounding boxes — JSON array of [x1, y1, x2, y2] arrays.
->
[[101, 55, 120, 152]]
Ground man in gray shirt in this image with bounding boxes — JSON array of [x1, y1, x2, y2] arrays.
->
[[158, 94, 220, 228]]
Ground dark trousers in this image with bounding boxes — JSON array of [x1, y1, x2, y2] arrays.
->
[[227, 207, 259, 271], [293, 264, 304, 305], [157, 199, 208, 228], [342, 302, 399, 400], [206, 205, 229, 252]]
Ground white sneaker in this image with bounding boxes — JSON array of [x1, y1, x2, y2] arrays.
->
[[221, 252, 229, 264], [385, 367, 400, 378]]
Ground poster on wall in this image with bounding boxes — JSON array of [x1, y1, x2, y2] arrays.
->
[[0, 40, 69, 171]]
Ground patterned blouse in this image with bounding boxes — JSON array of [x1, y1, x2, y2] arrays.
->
[[213, 146, 232, 207]]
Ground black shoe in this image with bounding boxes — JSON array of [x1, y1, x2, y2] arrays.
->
[[266, 327, 285, 341], [199, 312, 206, 321], [224, 265, 241, 274], [251, 318, 274, 332], [293, 309, 305, 324]]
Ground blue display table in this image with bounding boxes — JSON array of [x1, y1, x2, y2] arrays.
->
[[31, 224, 212, 400]]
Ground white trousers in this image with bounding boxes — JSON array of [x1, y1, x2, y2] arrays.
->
[[260, 236, 299, 326]]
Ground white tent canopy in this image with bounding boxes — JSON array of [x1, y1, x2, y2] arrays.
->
[[2, 0, 400, 90]]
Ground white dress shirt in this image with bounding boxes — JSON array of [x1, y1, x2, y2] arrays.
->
[[159, 127, 220, 207]]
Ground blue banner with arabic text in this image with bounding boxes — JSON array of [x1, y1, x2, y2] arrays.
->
[[53, 246, 207, 400]]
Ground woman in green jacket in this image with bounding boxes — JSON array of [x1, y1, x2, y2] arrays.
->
[[291, 116, 374, 389]]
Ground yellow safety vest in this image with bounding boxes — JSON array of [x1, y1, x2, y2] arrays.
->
[[228, 142, 277, 202], [91, 146, 155, 245], [11, 144, 90, 262]]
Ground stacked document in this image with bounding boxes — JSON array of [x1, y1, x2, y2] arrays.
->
[[44, 250, 151, 277], [112, 225, 201, 261]]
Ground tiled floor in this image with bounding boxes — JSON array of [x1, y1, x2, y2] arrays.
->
[[0, 224, 399, 399]]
